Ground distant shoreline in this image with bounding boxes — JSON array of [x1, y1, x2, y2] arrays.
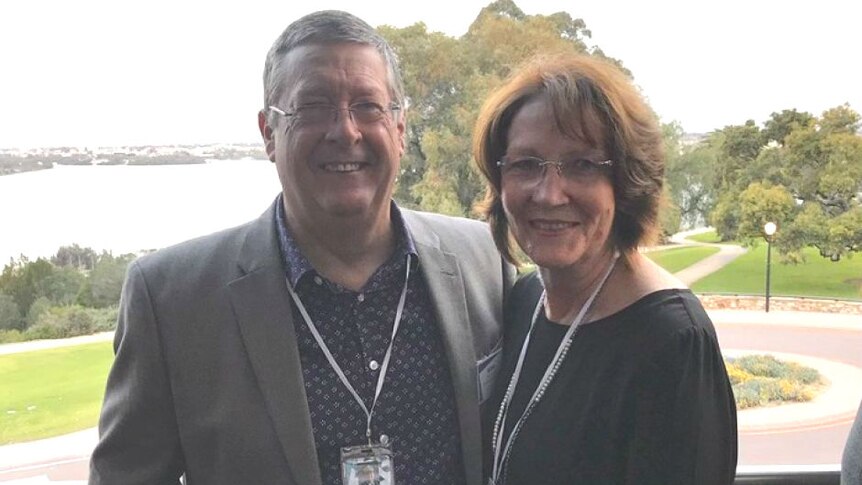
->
[[0, 145, 267, 176], [0, 158, 208, 177]]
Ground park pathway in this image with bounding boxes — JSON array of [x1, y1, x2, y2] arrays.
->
[[667, 227, 747, 286]]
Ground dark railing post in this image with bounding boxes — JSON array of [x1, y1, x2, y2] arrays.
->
[[765, 235, 772, 313], [763, 222, 777, 313]]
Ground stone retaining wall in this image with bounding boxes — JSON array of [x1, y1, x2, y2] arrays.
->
[[697, 294, 862, 315]]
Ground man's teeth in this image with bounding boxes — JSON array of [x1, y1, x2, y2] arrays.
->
[[324, 163, 362, 172]]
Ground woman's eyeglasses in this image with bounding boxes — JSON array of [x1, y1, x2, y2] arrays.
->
[[497, 156, 613, 183]]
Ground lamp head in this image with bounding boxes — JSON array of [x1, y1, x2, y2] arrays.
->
[[764, 221, 777, 236]]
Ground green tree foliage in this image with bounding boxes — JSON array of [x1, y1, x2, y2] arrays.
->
[[52, 244, 98, 270], [664, 122, 718, 229], [29, 305, 94, 339], [0, 258, 85, 318], [76, 252, 135, 308], [0, 248, 132, 339], [705, 105, 862, 260], [658, 185, 681, 240], [0, 258, 55, 318], [0, 293, 22, 331], [26, 296, 52, 328], [819, 103, 861, 134], [736, 183, 796, 244], [712, 121, 765, 195], [379, 0, 624, 217], [762, 109, 814, 145]]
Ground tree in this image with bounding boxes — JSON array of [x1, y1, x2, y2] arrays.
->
[[52, 244, 98, 270], [710, 193, 742, 242], [664, 125, 718, 229], [0, 293, 22, 331], [819, 103, 860, 134], [0, 258, 55, 318], [0, 256, 85, 318], [707, 105, 862, 260], [26, 296, 52, 329], [762, 109, 814, 145], [380, 0, 624, 216], [30, 305, 94, 339], [712, 121, 764, 195], [735, 183, 796, 244], [658, 185, 681, 240], [77, 252, 134, 308]]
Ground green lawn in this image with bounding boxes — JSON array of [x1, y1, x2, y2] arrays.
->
[[646, 245, 720, 273], [692, 244, 862, 298], [0, 341, 113, 444], [686, 229, 723, 243]]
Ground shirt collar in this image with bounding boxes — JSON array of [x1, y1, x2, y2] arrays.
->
[[274, 194, 417, 288]]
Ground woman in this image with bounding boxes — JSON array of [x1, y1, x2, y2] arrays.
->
[[474, 55, 737, 484]]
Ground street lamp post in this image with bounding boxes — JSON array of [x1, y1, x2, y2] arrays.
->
[[764, 222, 777, 312]]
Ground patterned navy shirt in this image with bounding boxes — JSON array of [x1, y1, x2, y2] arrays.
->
[[275, 197, 465, 485]]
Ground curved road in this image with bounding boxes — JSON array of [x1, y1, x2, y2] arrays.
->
[[716, 319, 862, 466]]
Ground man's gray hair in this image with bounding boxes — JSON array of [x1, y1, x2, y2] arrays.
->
[[263, 10, 405, 119]]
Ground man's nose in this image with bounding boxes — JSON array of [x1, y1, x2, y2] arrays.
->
[[325, 108, 362, 144]]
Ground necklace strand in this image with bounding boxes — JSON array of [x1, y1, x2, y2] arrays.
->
[[490, 252, 619, 485]]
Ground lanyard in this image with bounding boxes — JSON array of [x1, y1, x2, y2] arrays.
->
[[286, 254, 411, 444], [490, 252, 619, 485]]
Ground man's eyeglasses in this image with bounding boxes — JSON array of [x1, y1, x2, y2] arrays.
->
[[269, 102, 401, 127], [496, 156, 613, 183]]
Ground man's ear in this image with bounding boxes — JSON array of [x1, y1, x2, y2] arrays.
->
[[258, 110, 276, 163]]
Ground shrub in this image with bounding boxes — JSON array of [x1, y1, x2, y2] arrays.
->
[[89, 306, 119, 332], [734, 354, 785, 378], [727, 354, 824, 409], [27, 305, 94, 339], [25, 296, 52, 329], [0, 293, 23, 331], [785, 363, 820, 384], [725, 364, 752, 385], [0, 329, 25, 344]]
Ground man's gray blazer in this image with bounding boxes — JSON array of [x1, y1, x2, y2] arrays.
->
[[89, 201, 515, 485], [844, 399, 862, 485]]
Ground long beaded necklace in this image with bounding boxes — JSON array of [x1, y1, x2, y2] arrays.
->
[[489, 252, 620, 485]]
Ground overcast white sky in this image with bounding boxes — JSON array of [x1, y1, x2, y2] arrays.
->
[[1, 0, 860, 148]]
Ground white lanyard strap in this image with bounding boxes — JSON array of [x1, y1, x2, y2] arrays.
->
[[286, 254, 411, 444], [490, 252, 619, 484]]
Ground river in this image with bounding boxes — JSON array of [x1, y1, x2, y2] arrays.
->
[[0, 160, 281, 263]]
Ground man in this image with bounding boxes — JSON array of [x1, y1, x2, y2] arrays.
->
[[89, 10, 513, 485], [844, 400, 862, 485]]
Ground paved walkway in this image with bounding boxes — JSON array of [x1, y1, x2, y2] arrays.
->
[[0, 332, 114, 356], [668, 227, 748, 286]]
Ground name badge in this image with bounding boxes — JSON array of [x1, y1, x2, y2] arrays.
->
[[477, 345, 503, 404], [341, 443, 395, 485]]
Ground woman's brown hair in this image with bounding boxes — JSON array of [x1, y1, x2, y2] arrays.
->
[[473, 54, 665, 265]]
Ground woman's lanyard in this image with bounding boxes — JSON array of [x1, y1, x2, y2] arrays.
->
[[286, 254, 411, 445], [489, 252, 619, 485]]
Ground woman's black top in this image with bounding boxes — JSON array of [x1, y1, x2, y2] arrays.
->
[[487, 272, 738, 485]]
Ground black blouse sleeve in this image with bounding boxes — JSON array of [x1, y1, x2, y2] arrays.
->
[[626, 309, 738, 485]]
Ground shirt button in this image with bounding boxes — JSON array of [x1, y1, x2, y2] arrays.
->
[[369, 360, 380, 371], [313, 276, 323, 285], [380, 434, 389, 446], [357, 293, 365, 302]]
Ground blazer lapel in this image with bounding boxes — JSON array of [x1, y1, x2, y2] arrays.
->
[[227, 203, 322, 485], [406, 213, 483, 485]]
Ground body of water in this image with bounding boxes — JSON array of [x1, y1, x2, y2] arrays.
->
[[0, 160, 282, 263]]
